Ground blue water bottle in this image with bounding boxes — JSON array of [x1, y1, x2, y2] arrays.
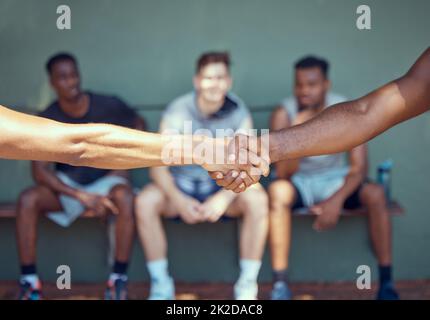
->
[[377, 159, 393, 201]]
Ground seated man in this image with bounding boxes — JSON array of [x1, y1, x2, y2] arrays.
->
[[16, 52, 145, 300], [268, 56, 399, 300], [135, 52, 268, 300]]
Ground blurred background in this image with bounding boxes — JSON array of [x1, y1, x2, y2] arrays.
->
[[0, 0, 429, 296]]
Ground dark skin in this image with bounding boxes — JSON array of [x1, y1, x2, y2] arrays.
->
[[37, 59, 128, 216], [272, 67, 331, 179], [16, 59, 144, 266], [271, 66, 368, 230], [268, 67, 393, 273], [212, 47, 430, 191]]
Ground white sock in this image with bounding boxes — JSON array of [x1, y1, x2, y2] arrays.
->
[[20, 274, 40, 289], [147, 259, 170, 283], [238, 259, 261, 283], [109, 273, 128, 282]]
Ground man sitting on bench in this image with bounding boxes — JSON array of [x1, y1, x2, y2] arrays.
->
[[268, 56, 398, 300], [135, 52, 268, 300], [15, 52, 145, 300]]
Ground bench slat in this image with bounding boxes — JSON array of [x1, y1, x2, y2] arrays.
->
[[0, 203, 97, 218], [292, 201, 404, 217], [0, 201, 404, 218]]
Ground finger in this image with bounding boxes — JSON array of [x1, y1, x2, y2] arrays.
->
[[183, 212, 199, 224], [247, 151, 270, 178], [201, 208, 211, 221], [246, 152, 263, 182], [310, 206, 322, 216], [233, 183, 247, 193], [190, 203, 204, 221], [237, 148, 250, 168], [95, 203, 106, 217], [238, 170, 254, 188], [209, 213, 221, 223], [228, 175, 246, 193], [204, 210, 216, 222], [218, 170, 240, 189], [102, 198, 119, 215], [228, 134, 249, 164], [209, 171, 224, 180]]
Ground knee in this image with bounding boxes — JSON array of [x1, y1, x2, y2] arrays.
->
[[135, 185, 164, 222], [238, 187, 269, 219], [110, 184, 133, 203], [361, 183, 386, 206], [268, 179, 296, 209], [109, 184, 134, 217], [17, 186, 43, 214]]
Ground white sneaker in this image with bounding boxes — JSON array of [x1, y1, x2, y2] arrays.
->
[[148, 277, 175, 300], [234, 280, 258, 300]]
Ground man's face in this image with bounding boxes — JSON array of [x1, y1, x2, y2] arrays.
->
[[49, 60, 81, 101], [194, 62, 232, 113], [294, 67, 330, 109]]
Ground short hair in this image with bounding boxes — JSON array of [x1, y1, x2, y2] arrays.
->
[[196, 51, 230, 74], [45, 52, 77, 75], [294, 55, 329, 78]]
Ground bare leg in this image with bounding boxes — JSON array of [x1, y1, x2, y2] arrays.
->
[[16, 185, 63, 265], [267, 180, 297, 272]]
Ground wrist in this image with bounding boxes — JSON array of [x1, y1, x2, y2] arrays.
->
[[267, 131, 284, 163], [258, 134, 271, 165], [330, 193, 346, 206]]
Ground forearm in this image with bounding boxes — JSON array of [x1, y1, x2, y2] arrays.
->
[[331, 170, 365, 202], [0, 105, 213, 169], [274, 159, 299, 179], [33, 165, 81, 198], [61, 124, 231, 169]]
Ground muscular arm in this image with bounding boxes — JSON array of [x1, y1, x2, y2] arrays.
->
[[269, 47, 430, 161], [0, 105, 225, 169]]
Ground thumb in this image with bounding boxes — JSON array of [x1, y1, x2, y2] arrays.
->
[[228, 134, 249, 163], [102, 198, 119, 215]]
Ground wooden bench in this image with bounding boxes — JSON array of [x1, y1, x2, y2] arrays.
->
[[0, 200, 405, 218], [0, 203, 103, 218], [0, 202, 117, 265], [292, 200, 405, 217]]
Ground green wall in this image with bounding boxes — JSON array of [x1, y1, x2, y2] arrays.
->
[[0, 0, 429, 283]]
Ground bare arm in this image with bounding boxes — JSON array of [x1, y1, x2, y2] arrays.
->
[[0, 105, 229, 170], [269, 47, 430, 161]]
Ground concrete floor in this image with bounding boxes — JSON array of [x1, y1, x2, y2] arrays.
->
[[1, 280, 429, 300]]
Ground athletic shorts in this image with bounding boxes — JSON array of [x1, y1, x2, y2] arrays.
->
[[290, 167, 367, 214], [169, 175, 234, 222], [47, 172, 128, 227]]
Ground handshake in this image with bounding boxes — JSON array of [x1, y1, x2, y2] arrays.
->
[[202, 133, 271, 193]]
